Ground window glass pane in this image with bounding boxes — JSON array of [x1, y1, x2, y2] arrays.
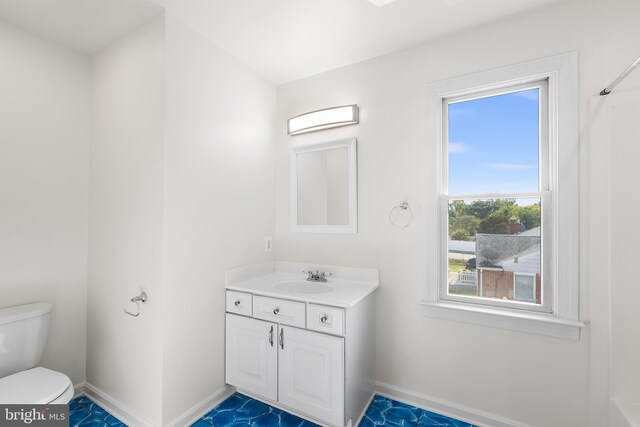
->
[[448, 88, 540, 195], [447, 198, 542, 305], [514, 274, 536, 302]]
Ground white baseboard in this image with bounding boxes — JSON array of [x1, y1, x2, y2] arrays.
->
[[164, 385, 235, 427], [80, 382, 234, 427], [83, 382, 157, 427], [375, 381, 532, 427], [73, 382, 86, 399], [76, 379, 526, 427]]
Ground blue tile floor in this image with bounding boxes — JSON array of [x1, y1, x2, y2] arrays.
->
[[69, 396, 127, 427], [190, 392, 477, 427], [360, 395, 477, 427], [68, 392, 476, 427], [192, 393, 318, 426]]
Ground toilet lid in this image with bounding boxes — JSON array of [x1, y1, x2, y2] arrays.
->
[[0, 367, 71, 404]]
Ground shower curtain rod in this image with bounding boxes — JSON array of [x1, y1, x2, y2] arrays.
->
[[600, 54, 640, 95]]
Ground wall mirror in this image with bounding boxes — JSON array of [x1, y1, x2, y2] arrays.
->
[[290, 138, 357, 233]]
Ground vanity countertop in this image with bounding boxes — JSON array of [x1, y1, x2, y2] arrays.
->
[[226, 272, 379, 309]]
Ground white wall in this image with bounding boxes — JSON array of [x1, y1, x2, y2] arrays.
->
[[0, 19, 89, 387], [609, 98, 640, 402], [85, 13, 275, 425], [87, 15, 165, 425], [587, 89, 640, 423], [161, 14, 276, 424], [274, 0, 640, 426]]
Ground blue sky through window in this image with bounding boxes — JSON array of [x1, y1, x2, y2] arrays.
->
[[447, 88, 540, 195]]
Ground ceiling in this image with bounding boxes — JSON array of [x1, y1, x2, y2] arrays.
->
[[0, 0, 162, 53], [0, 0, 567, 85], [151, 0, 567, 84]]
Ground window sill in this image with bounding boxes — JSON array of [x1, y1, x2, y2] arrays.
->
[[420, 300, 585, 340]]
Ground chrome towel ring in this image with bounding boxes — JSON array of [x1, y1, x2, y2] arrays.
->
[[389, 201, 413, 228]]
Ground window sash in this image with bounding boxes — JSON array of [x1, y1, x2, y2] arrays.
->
[[440, 193, 552, 313], [439, 80, 552, 314], [442, 80, 550, 196]]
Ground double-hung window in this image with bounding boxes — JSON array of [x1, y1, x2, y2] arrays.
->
[[443, 80, 550, 312], [423, 54, 583, 339]]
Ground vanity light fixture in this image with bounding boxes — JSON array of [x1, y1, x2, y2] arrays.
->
[[366, 0, 398, 6], [287, 105, 359, 136]]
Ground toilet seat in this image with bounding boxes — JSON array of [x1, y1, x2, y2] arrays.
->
[[0, 367, 72, 404], [49, 383, 74, 404]]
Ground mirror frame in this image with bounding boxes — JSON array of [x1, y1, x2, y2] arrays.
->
[[290, 138, 357, 233]]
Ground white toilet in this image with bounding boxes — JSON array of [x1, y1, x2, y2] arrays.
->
[[0, 302, 74, 404]]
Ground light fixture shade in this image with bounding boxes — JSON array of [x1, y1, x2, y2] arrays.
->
[[287, 105, 359, 136], [366, 0, 398, 6]]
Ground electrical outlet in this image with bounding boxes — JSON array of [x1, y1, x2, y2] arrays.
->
[[264, 236, 273, 252]]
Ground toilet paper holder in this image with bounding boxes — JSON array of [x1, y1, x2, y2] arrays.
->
[[124, 291, 148, 317]]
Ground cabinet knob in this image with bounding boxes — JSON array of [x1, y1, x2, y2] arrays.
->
[[234, 300, 241, 307], [320, 315, 328, 323], [273, 307, 280, 315]]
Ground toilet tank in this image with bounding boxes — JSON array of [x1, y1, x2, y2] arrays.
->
[[0, 303, 52, 379]]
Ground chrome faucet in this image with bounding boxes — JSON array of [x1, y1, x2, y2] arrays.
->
[[304, 270, 330, 283]]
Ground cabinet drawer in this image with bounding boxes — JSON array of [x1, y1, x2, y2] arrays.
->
[[307, 304, 345, 335], [226, 291, 252, 316], [253, 295, 305, 328]]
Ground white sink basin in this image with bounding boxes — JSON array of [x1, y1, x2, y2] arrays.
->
[[274, 281, 332, 294]]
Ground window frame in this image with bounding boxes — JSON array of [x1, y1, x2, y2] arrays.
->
[[422, 53, 584, 340], [441, 80, 551, 313]]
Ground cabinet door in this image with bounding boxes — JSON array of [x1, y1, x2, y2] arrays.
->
[[278, 326, 344, 426], [225, 314, 277, 401]]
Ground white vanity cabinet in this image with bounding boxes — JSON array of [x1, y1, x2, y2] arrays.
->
[[278, 324, 344, 426], [225, 314, 277, 401], [224, 284, 376, 427]]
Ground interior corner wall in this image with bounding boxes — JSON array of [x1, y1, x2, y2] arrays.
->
[[273, 0, 640, 426], [161, 13, 276, 424], [0, 19, 89, 387], [87, 14, 165, 425]]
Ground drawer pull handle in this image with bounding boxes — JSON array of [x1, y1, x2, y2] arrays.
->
[[269, 326, 274, 347], [234, 300, 241, 307], [273, 307, 280, 315], [320, 315, 328, 324], [279, 328, 284, 349]]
